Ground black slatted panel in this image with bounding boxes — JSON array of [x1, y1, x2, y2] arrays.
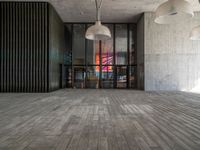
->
[[0, 2, 49, 92]]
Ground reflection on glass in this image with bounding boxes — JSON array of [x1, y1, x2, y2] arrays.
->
[[64, 24, 72, 65], [129, 66, 137, 88], [129, 25, 136, 65], [73, 24, 85, 65], [102, 24, 113, 65], [101, 66, 113, 88], [116, 66, 127, 88], [115, 24, 128, 65], [73, 67, 85, 88], [86, 66, 99, 88], [86, 24, 100, 65], [65, 67, 72, 88]]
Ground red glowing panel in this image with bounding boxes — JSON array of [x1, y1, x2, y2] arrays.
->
[[95, 53, 113, 72]]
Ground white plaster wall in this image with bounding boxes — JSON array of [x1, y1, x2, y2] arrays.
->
[[144, 12, 200, 92]]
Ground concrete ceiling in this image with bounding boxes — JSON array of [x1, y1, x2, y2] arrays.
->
[[3, 0, 200, 23]]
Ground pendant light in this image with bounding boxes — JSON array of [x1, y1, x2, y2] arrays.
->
[[85, 0, 111, 40], [155, 0, 194, 24]]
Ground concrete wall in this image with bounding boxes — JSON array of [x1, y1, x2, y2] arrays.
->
[[143, 12, 200, 92], [49, 4, 66, 91], [137, 15, 145, 90]]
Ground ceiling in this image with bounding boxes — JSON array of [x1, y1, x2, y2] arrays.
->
[[3, 0, 200, 23]]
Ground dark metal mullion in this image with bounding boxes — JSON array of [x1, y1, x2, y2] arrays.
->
[[84, 24, 87, 88], [29, 3, 34, 92], [24, 3, 27, 92], [10, 3, 14, 92], [21, 3, 25, 92], [15, 3, 18, 92], [5, 3, 8, 92], [27, 4, 31, 92], [7, 3, 10, 92], [18, 3, 22, 92], [113, 24, 117, 88], [13, 3, 16, 92], [8, 3, 12, 92], [35, 3, 38, 92], [0, 3, 2, 92], [39, 3, 42, 92], [70, 24, 73, 88], [41, 3, 44, 92], [127, 24, 130, 88], [134, 24, 138, 89], [71, 24, 74, 88], [1, 3, 5, 92], [46, 4, 49, 92], [32, 3, 36, 92], [99, 40, 102, 88]]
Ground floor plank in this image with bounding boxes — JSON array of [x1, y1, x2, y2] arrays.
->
[[0, 89, 200, 150]]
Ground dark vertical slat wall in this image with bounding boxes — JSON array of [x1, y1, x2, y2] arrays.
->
[[0, 2, 49, 92]]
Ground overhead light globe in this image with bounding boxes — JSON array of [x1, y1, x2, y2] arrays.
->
[[190, 25, 200, 40], [85, 0, 111, 41], [86, 21, 111, 40], [155, 0, 194, 24]]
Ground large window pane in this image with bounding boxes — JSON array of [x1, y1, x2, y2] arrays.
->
[[116, 66, 127, 88], [129, 66, 137, 88], [86, 66, 99, 88], [115, 24, 128, 65], [73, 24, 85, 65], [86, 39, 100, 65], [101, 24, 114, 65], [129, 24, 136, 65], [101, 66, 114, 88], [65, 66, 72, 88], [64, 24, 72, 65], [73, 66, 86, 88]]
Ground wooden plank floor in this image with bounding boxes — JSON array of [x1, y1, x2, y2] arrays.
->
[[0, 89, 200, 150]]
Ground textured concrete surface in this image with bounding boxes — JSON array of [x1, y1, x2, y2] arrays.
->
[[143, 12, 200, 92], [0, 89, 200, 149], [4, 0, 200, 22]]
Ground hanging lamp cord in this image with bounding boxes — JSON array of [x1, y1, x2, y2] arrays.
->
[[95, 0, 103, 21]]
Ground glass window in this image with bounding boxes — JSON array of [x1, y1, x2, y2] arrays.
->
[[115, 24, 128, 65], [101, 24, 114, 65], [86, 39, 100, 65], [64, 24, 72, 65], [64, 67, 72, 88], [73, 66, 86, 88], [101, 66, 114, 88], [86, 24, 98, 65], [129, 66, 137, 88], [129, 24, 136, 65], [86, 66, 100, 88], [116, 66, 127, 88], [72, 24, 85, 65]]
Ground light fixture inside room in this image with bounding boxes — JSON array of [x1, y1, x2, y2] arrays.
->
[[85, 0, 111, 40], [155, 0, 194, 24]]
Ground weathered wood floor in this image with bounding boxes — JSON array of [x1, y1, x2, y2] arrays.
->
[[0, 89, 200, 150]]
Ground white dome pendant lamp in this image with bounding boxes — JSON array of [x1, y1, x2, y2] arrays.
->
[[85, 0, 111, 40], [155, 0, 194, 24]]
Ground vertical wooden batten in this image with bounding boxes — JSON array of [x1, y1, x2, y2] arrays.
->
[[0, 2, 56, 92]]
